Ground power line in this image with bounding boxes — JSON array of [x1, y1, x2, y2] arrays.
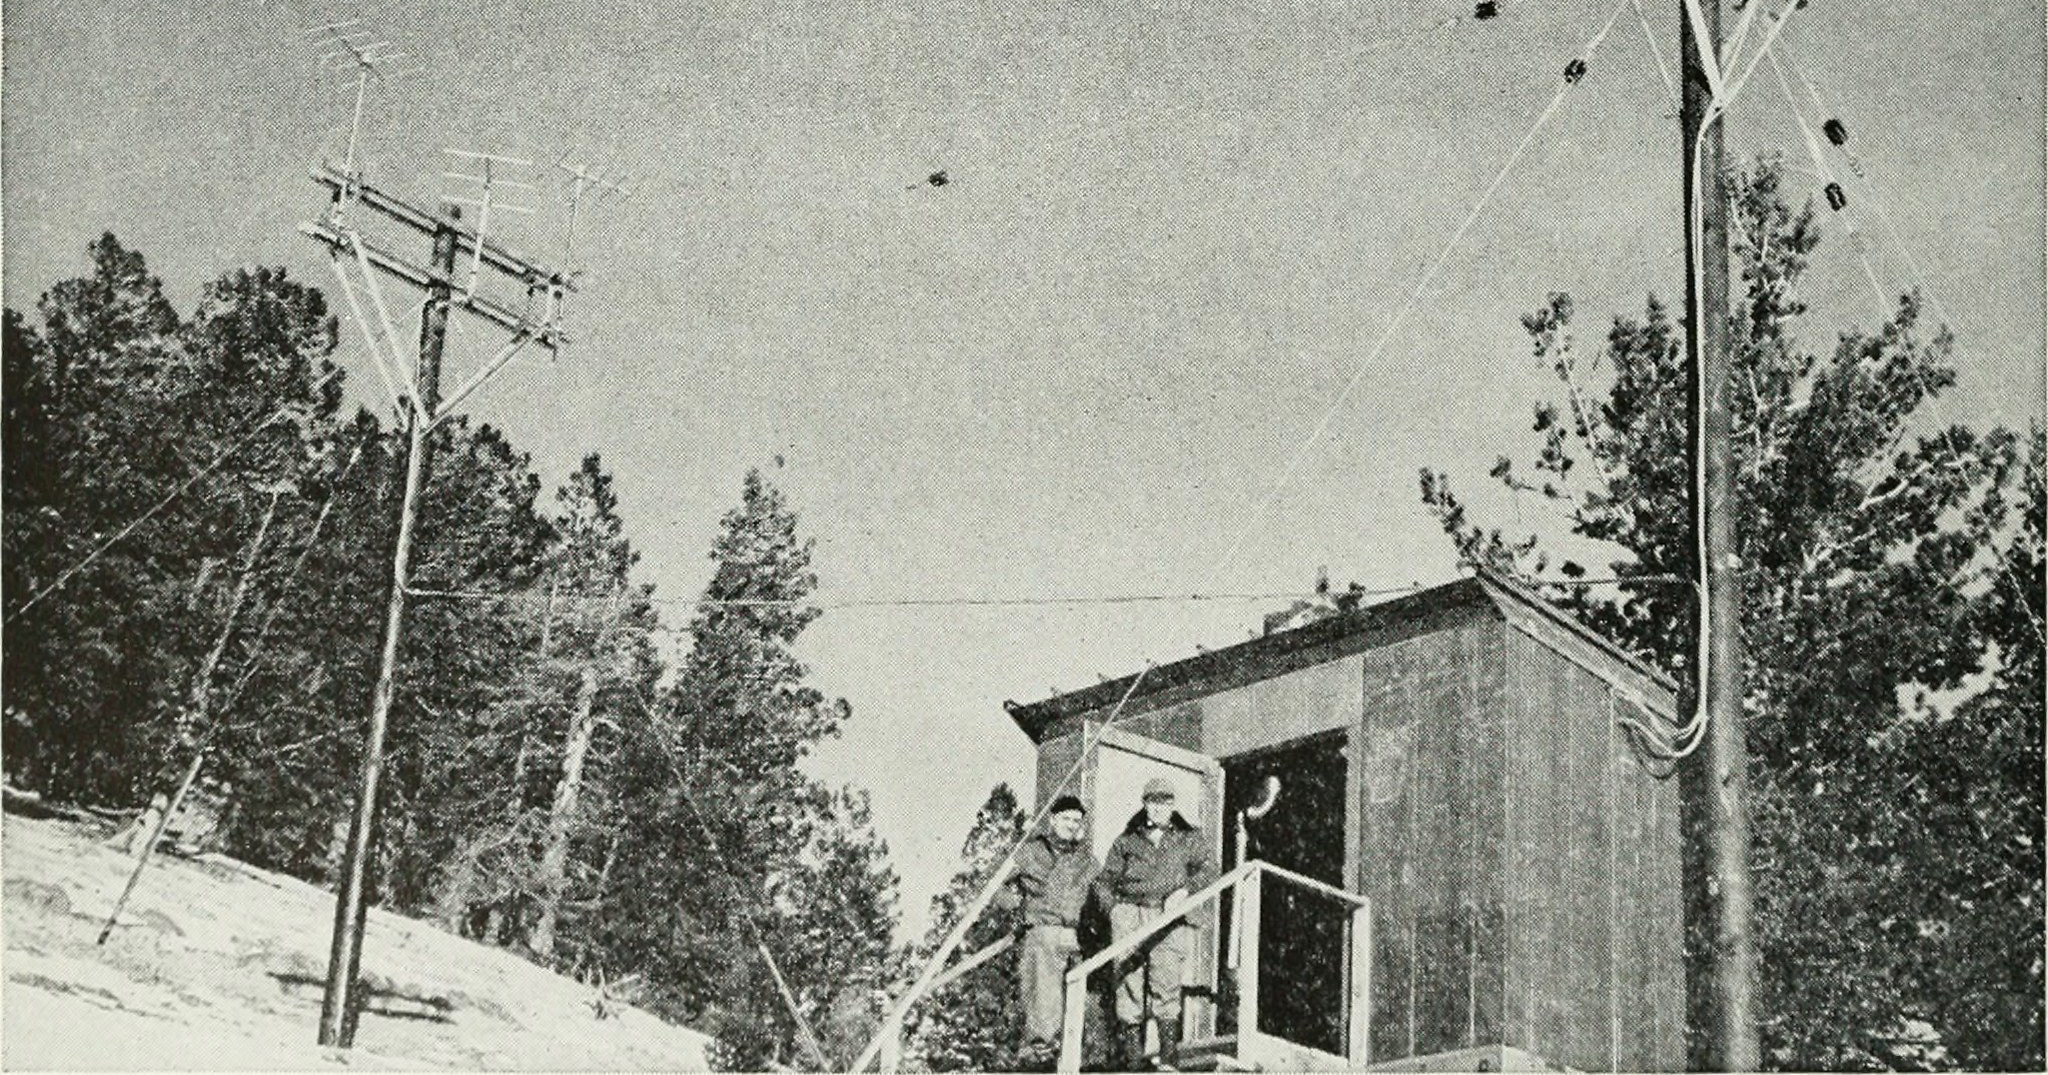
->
[[855, 3, 1649, 1068], [5, 361, 349, 623], [1212, 0, 1639, 582], [1760, 34, 2047, 649], [404, 576, 1669, 618]]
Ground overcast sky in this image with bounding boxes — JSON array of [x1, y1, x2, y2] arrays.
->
[[5, 0, 2040, 938]]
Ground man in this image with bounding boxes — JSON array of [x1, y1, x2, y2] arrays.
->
[[1001, 794, 1098, 1070], [1094, 778, 1215, 1070]]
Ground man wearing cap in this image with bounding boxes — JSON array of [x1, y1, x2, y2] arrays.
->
[[1094, 778, 1215, 1070], [999, 794, 1099, 1070]]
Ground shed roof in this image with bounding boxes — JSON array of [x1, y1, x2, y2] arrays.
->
[[1004, 568, 1679, 743]]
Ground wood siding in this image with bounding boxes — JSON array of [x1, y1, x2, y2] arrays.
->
[[1357, 619, 1506, 1063], [1017, 576, 1684, 1071]]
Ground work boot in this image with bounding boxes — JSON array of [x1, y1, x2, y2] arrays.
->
[[1019, 1042, 1057, 1073], [1119, 1023, 1148, 1071]]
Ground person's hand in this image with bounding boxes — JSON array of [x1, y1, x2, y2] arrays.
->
[[1164, 888, 1189, 915]]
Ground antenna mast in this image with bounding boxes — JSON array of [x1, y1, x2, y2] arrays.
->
[[291, 18, 599, 1050]]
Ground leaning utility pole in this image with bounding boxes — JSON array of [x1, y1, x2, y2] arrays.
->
[[302, 161, 570, 1048], [1678, 0, 1759, 1068]]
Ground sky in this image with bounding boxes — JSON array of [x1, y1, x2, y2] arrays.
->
[[5, 0, 2041, 940]]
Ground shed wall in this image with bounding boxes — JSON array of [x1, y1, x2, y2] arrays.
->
[[1199, 655, 1363, 758], [1356, 617, 1507, 1063], [1501, 625, 1684, 1072]]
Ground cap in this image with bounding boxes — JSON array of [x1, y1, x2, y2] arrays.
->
[[1048, 794, 1087, 817], [1142, 777, 1177, 802]]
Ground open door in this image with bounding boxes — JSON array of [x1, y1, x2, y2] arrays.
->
[[1221, 731, 1353, 1056], [1085, 724, 1226, 1042]]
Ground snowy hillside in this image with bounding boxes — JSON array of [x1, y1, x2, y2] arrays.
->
[[2, 812, 712, 1071]]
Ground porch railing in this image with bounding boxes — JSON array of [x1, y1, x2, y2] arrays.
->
[[1057, 859, 1372, 1073]]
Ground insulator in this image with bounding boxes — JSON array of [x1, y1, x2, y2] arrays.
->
[[1824, 182, 1848, 211], [1823, 118, 1847, 146], [1474, 1, 1499, 19], [1563, 58, 1587, 84]]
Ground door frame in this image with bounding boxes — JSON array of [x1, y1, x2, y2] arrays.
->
[[1090, 721, 1227, 1040]]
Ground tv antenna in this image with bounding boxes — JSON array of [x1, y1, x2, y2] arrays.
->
[[442, 149, 536, 301], [548, 145, 635, 272], [307, 18, 406, 213], [299, 153, 571, 1050]]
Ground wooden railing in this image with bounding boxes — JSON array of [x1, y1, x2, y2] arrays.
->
[[1056, 860, 1373, 1073]]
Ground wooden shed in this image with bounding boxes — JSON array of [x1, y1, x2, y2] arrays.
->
[[1005, 570, 1685, 1072]]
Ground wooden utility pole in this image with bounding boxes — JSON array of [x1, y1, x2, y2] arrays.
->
[[304, 165, 568, 1048], [1678, 0, 1760, 1068]]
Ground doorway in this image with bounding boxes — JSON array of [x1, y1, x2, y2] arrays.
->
[[1220, 730, 1350, 1055]]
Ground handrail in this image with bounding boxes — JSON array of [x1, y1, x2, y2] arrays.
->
[[1252, 860, 1370, 908], [1064, 861, 1258, 985], [929, 934, 1016, 995], [1053, 859, 1375, 1074]]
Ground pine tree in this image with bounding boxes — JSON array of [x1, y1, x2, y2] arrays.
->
[[594, 466, 871, 1070], [1420, 161, 2042, 1069], [526, 454, 661, 964], [778, 787, 905, 1068], [2, 238, 348, 806], [907, 783, 1028, 1073]]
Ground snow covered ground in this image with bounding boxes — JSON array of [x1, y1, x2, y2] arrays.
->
[[2, 812, 712, 1071]]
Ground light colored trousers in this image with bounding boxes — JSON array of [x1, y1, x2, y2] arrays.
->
[[1019, 924, 1080, 1050], [1110, 902, 1191, 1026]]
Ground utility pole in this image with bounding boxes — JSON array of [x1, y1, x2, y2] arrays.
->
[[303, 164, 569, 1049], [1678, 0, 1759, 1068]]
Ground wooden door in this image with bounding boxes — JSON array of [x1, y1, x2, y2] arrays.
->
[[1089, 723, 1226, 1040]]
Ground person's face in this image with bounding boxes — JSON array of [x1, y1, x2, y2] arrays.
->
[[1144, 796, 1174, 825], [1050, 809, 1085, 842]]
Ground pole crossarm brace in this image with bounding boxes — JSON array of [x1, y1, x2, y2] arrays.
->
[[300, 221, 566, 349], [432, 332, 536, 426], [312, 166, 575, 298]]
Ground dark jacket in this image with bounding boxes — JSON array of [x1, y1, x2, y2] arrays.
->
[[1094, 810, 1215, 908], [1005, 832, 1098, 928]]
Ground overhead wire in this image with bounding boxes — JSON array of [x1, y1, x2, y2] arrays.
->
[[1621, 0, 1822, 762], [1763, 50, 1889, 311], [1213, 0, 1638, 583], [212, 435, 373, 716], [1630, 0, 1680, 111], [854, 1, 1651, 1066], [624, 692, 835, 1071], [1760, 34, 2046, 647], [1629, 0, 2041, 762], [404, 576, 1666, 620], [5, 359, 352, 623]]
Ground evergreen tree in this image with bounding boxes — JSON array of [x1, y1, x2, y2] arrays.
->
[[595, 466, 872, 1070], [907, 783, 1028, 1073], [1420, 161, 2042, 1069], [3, 241, 913, 1067], [375, 418, 558, 917], [778, 787, 905, 1068], [2, 237, 348, 804]]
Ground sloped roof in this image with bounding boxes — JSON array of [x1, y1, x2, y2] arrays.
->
[[1004, 568, 1678, 742]]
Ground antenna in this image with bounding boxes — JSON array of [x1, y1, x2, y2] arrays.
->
[[441, 149, 536, 301], [548, 143, 635, 271], [306, 18, 407, 214]]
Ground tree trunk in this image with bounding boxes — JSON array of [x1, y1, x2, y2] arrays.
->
[[177, 490, 282, 745], [530, 664, 598, 962]]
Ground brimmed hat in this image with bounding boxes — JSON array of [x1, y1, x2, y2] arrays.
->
[[1048, 794, 1087, 817], [1142, 777, 1176, 802]]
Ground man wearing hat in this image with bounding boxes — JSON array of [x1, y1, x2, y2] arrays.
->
[[1000, 793, 1099, 1070], [1094, 777, 1215, 1070]]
